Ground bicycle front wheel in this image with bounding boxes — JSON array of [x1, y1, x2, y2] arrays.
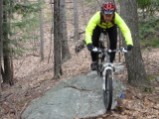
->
[[103, 69, 113, 111]]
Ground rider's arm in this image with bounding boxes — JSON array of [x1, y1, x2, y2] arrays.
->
[[114, 12, 133, 46], [85, 11, 100, 45]]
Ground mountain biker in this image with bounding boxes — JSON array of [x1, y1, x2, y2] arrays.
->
[[85, 2, 133, 70]]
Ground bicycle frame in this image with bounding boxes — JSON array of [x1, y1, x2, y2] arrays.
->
[[96, 50, 114, 111], [95, 47, 127, 81], [95, 49, 114, 90], [93, 47, 128, 111]]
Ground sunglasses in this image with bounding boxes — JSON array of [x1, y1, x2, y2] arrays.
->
[[104, 10, 114, 15], [104, 14, 113, 18]]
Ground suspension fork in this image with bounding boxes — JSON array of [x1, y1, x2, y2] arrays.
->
[[102, 66, 113, 90]]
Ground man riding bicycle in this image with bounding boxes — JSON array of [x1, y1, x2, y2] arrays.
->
[[85, 2, 133, 70]]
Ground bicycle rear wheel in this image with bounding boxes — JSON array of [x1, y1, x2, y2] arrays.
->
[[103, 69, 113, 111]]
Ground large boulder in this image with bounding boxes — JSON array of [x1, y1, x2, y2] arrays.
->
[[22, 64, 125, 119]]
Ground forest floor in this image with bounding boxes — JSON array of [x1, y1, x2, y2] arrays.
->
[[1, 42, 159, 119], [1, 0, 159, 118]]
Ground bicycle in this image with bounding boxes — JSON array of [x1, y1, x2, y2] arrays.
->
[[91, 46, 128, 111]]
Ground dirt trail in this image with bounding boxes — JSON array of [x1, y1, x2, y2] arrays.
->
[[1, 47, 159, 119]]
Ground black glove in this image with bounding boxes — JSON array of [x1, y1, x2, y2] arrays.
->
[[127, 45, 133, 51], [87, 44, 94, 52]]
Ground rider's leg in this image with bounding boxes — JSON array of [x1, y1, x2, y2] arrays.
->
[[90, 26, 102, 70], [91, 26, 102, 61], [107, 25, 117, 63]]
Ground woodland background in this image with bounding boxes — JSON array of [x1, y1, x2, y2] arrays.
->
[[0, 0, 159, 119]]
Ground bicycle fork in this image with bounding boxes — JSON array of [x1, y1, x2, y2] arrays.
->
[[102, 66, 113, 90]]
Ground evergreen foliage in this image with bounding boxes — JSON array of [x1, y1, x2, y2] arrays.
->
[[139, 17, 159, 48], [137, 0, 159, 48], [137, 0, 159, 17], [3, 0, 43, 57], [139, 17, 159, 39]]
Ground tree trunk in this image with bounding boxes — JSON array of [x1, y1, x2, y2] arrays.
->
[[81, 0, 87, 25], [119, 0, 149, 88], [2, 0, 14, 85], [39, 0, 44, 61], [61, 0, 71, 62], [73, 0, 80, 42], [53, 0, 62, 79], [0, 0, 3, 96]]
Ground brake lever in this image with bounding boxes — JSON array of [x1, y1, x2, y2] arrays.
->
[[121, 47, 128, 53]]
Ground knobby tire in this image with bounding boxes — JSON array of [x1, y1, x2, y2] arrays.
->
[[103, 69, 113, 111]]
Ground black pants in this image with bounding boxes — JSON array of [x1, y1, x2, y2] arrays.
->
[[91, 25, 117, 63]]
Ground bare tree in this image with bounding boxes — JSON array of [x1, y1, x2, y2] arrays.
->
[[119, 0, 150, 88], [53, 0, 62, 79], [81, 0, 87, 25], [2, 0, 14, 85], [39, 0, 44, 61], [61, 0, 71, 62], [0, 0, 3, 95], [73, 0, 80, 41]]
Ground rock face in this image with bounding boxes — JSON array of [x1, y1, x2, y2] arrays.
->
[[22, 65, 125, 119]]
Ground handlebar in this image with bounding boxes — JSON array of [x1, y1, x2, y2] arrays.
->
[[92, 47, 128, 53]]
